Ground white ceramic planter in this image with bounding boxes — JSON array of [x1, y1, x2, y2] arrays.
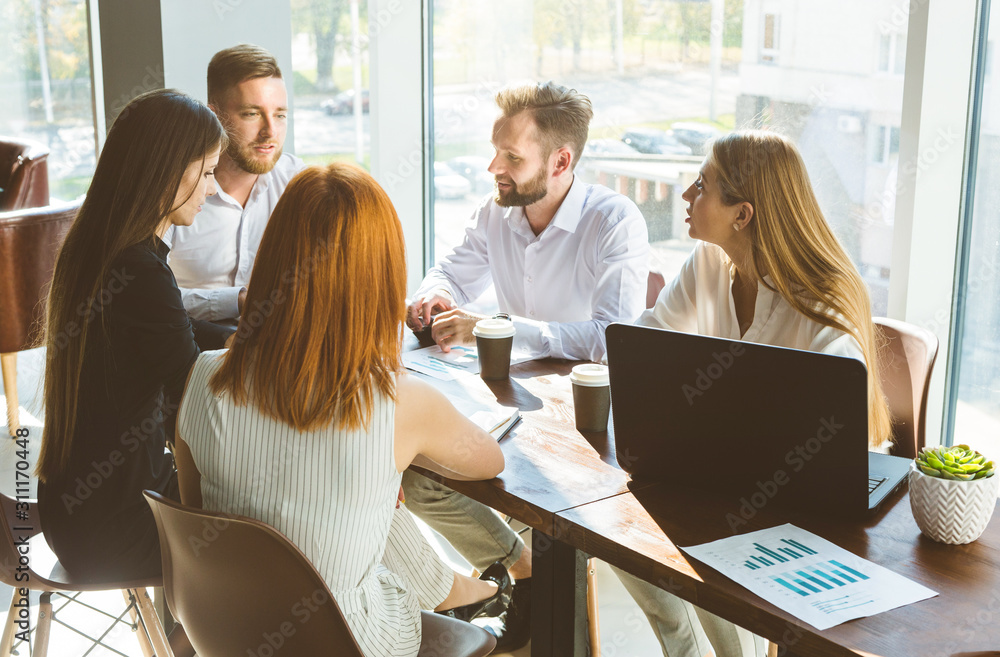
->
[[909, 462, 1000, 544]]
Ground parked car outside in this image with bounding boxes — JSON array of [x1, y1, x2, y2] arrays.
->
[[584, 139, 641, 156], [620, 128, 692, 156], [321, 89, 370, 116], [670, 122, 724, 155], [433, 162, 472, 199], [446, 155, 495, 195]]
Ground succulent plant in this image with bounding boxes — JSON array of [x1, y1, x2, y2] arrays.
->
[[916, 445, 994, 481]]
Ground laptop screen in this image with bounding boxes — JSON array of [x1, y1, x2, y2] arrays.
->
[[606, 323, 870, 516]]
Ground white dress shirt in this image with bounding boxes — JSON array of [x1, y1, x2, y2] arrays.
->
[[415, 176, 649, 362], [636, 241, 864, 359], [164, 153, 305, 321]]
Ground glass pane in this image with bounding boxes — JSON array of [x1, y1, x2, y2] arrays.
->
[[869, 125, 887, 164], [894, 33, 907, 75], [763, 14, 776, 50], [290, 0, 370, 169], [950, 7, 1000, 459], [0, 0, 95, 202], [878, 34, 891, 73], [430, 0, 906, 315]]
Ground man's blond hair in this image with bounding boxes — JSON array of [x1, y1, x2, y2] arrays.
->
[[495, 81, 593, 169]]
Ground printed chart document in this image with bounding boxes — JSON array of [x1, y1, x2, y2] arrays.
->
[[402, 344, 534, 381], [680, 524, 937, 631]]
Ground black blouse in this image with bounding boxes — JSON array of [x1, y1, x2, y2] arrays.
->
[[38, 236, 201, 580]]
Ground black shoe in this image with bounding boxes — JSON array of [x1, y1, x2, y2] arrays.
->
[[488, 577, 531, 653], [437, 562, 512, 622]]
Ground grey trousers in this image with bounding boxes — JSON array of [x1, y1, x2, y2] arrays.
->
[[612, 566, 767, 657], [401, 470, 526, 572], [384, 504, 454, 610]]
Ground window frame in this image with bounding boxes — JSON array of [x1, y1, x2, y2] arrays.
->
[[368, 0, 984, 446]]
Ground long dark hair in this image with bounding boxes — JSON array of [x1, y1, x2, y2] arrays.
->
[[37, 89, 227, 482]]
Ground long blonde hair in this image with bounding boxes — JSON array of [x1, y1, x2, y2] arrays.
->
[[710, 130, 892, 447]]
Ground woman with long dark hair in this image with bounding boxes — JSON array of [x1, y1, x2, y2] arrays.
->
[[36, 89, 226, 586]]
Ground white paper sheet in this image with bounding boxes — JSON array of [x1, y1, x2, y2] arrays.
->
[[469, 408, 521, 442], [402, 344, 533, 381], [680, 523, 937, 631]]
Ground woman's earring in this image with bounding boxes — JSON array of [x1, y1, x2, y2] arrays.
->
[[732, 222, 741, 232]]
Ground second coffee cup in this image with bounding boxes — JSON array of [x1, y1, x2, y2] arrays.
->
[[570, 363, 611, 432], [473, 318, 516, 380]]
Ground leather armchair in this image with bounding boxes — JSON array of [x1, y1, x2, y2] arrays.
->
[[0, 136, 50, 211], [874, 317, 939, 459], [0, 200, 80, 435]]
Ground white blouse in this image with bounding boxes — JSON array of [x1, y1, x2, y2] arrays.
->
[[637, 242, 864, 360]]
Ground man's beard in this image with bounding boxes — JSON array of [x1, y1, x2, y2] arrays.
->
[[495, 167, 548, 207], [227, 137, 282, 175]]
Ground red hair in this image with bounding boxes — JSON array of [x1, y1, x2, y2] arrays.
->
[[210, 163, 407, 431]]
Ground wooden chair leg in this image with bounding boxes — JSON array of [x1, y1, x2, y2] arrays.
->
[[1, 353, 18, 437], [587, 557, 601, 657], [34, 592, 52, 657], [0, 590, 17, 655], [124, 589, 156, 657], [767, 641, 778, 657], [130, 588, 174, 657]]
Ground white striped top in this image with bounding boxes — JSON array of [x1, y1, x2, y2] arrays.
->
[[178, 350, 422, 657]]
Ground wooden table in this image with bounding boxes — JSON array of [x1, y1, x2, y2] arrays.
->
[[554, 481, 1000, 657], [412, 351, 1000, 657], [410, 353, 634, 656]]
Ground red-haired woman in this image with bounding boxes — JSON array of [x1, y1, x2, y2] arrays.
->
[[174, 163, 507, 656]]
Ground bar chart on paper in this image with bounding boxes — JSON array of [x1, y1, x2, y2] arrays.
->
[[681, 524, 937, 630]]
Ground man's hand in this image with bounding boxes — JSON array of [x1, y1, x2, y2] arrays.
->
[[431, 308, 486, 352], [406, 291, 456, 331], [238, 287, 248, 316]]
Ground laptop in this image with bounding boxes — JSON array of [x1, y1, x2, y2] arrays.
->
[[605, 323, 911, 516]]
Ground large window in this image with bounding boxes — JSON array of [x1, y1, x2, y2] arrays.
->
[[429, 0, 907, 315], [948, 4, 1000, 459], [290, 0, 370, 168], [0, 0, 95, 201]]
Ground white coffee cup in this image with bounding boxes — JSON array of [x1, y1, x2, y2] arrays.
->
[[570, 364, 611, 432], [474, 319, 516, 380]]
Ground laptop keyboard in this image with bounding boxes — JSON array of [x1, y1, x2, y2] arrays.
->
[[869, 475, 887, 494]]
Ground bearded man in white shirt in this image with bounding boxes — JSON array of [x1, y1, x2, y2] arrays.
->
[[164, 44, 305, 330], [404, 81, 650, 650]]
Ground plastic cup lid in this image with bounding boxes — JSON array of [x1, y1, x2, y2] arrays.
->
[[570, 363, 610, 386], [473, 318, 516, 338]]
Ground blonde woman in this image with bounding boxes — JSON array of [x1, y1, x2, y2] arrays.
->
[[616, 130, 891, 657]]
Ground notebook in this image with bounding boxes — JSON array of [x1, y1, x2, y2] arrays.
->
[[605, 323, 910, 516]]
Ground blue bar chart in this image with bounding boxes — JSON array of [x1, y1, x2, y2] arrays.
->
[[680, 524, 937, 631], [742, 538, 818, 570], [770, 560, 871, 596]]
